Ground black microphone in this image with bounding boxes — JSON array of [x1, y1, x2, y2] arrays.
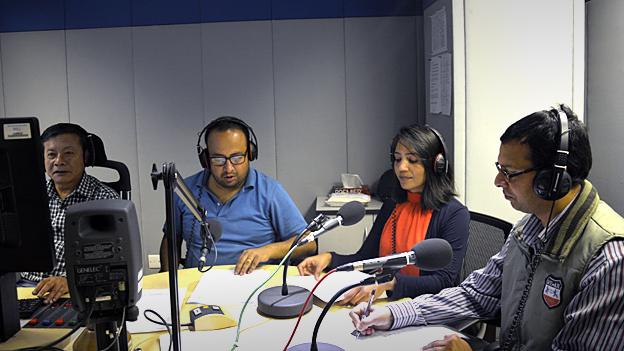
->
[[298, 201, 366, 246], [336, 238, 453, 272], [199, 219, 222, 267]]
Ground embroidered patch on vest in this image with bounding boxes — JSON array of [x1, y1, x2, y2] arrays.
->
[[543, 275, 564, 309]]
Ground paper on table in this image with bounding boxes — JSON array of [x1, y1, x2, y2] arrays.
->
[[126, 288, 187, 334], [355, 325, 464, 350], [187, 269, 271, 305], [160, 329, 237, 351], [287, 271, 372, 303]]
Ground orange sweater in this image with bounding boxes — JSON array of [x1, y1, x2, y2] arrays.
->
[[378, 192, 432, 276]]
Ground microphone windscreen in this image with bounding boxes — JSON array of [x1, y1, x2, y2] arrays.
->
[[337, 201, 366, 226], [206, 219, 222, 242], [411, 238, 453, 271]]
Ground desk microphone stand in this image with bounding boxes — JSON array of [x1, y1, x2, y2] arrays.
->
[[288, 273, 394, 351], [257, 214, 326, 318], [151, 163, 212, 351]]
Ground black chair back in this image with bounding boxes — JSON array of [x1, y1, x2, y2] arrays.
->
[[461, 211, 512, 280], [86, 133, 131, 200]]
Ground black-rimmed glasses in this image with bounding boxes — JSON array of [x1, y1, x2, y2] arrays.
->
[[495, 161, 535, 181], [209, 152, 247, 166]]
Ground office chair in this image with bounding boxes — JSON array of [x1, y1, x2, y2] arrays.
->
[[461, 211, 512, 280], [456, 211, 512, 344], [86, 133, 132, 200], [376, 169, 399, 202]]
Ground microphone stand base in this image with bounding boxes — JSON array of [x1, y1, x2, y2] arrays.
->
[[257, 285, 313, 318], [288, 342, 345, 351]]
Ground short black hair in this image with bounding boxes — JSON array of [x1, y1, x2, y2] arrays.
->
[[500, 104, 591, 184], [40, 123, 89, 152], [204, 117, 250, 145], [390, 125, 456, 210]]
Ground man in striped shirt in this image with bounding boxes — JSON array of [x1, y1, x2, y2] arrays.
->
[[350, 105, 624, 350]]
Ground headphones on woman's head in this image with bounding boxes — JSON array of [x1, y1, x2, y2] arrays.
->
[[389, 125, 449, 176], [427, 126, 449, 176], [196, 116, 258, 168], [532, 108, 572, 201]]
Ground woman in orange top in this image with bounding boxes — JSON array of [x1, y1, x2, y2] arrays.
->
[[298, 125, 470, 304]]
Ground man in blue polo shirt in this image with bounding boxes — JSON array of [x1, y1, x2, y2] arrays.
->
[[160, 117, 316, 275]]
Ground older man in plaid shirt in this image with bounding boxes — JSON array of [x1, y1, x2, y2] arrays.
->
[[17, 123, 118, 303]]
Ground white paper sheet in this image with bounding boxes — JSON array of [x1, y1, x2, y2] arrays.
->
[[430, 7, 448, 55], [287, 271, 372, 303], [126, 288, 187, 334], [187, 269, 271, 305], [440, 52, 452, 116], [429, 55, 442, 114]]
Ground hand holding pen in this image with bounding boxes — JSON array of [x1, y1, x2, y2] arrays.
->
[[352, 287, 376, 338], [348, 288, 394, 337]]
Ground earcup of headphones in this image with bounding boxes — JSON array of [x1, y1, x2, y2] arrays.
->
[[433, 153, 447, 175], [249, 140, 257, 161], [83, 134, 95, 166], [533, 169, 572, 201], [198, 147, 209, 168]]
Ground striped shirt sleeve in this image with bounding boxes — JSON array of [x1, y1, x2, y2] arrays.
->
[[552, 239, 624, 350], [388, 238, 509, 329]]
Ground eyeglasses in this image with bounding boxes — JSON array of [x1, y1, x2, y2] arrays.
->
[[209, 152, 247, 166], [495, 162, 535, 181]]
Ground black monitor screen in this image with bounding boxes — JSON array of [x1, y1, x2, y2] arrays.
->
[[0, 117, 54, 272]]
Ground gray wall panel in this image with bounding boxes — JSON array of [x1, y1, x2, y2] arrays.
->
[[201, 21, 277, 178], [65, 27, 143, 241], [133, 24, 204, 268], [273, 19, 347, 218], [345, 17, 418, 188], [586, 1, 624, 214], [0, 31, 68, 126], [0, 44, 4, 115]]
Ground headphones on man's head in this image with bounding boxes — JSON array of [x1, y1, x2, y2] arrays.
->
[[41, 123, 96, 166], [532, 108, 572, 201], [427, 126, 449, 176], [196, 116, 258, 168]]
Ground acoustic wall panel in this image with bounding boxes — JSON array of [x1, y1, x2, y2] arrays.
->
[[0, 50, 4, 116], [201, 20, 277, 178], [0, 31, 68, 127], [586, 0, 624, 214], [65, 27, 142, 235], [273, 19, 348, 218], [132, 24, 204, 267], [345, 16, 418, 187], [463, 0, 580, 223]]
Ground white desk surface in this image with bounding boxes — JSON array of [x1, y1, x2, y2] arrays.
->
[[316, 195, 383, 213]]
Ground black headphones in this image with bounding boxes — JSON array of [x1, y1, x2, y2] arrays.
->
[[532, 108, 572, 201], [83, 134, 96, 166], [390, 125, 449, 176], [427, 126, 449, 175], [41, 123, 95, 166], [196, 116, 258, 168]]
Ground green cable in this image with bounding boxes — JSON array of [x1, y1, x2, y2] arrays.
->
[[230, 245, 299, 350]]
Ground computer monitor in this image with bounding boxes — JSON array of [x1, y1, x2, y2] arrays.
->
[[0, 117, 55, 341]]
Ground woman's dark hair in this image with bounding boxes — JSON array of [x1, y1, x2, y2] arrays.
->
[[500, 104, 591, 184], [40, 123, 89, 152], [390, 125, 456, 210]]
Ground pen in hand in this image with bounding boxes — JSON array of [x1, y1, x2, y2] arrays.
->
[[353, 287, 376, 339]]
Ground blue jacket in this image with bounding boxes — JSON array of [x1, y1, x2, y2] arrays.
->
[[329, 197, 469, 299]]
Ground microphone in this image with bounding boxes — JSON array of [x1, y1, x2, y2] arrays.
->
[[297, 201, 366, 246], [199, 219, 222, 266], [336, 238, 453, 272]]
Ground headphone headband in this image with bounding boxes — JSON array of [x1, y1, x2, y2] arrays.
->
[[196, 116, 258, 168]]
